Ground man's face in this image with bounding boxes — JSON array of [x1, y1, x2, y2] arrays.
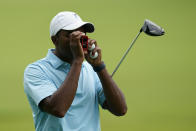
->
[[53, 27, 85, 59]]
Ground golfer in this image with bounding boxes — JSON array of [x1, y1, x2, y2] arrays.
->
[[24, 11, 127, 131]]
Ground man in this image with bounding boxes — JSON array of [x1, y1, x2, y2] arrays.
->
[[24, 11, 127, 131]]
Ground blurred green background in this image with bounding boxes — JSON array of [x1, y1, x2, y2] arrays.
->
[[0, 0, 195, 130]]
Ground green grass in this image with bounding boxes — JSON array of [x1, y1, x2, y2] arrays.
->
[[0, 0, 196, 130]]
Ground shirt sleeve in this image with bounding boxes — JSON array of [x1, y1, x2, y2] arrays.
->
[[94, 72, 106, 108], [24, 64, 57, 106]]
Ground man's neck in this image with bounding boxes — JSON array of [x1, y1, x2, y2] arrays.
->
[[53, 50, 73, 64]]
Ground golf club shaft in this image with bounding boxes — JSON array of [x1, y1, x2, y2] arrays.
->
[[111, 31, 142, 77]]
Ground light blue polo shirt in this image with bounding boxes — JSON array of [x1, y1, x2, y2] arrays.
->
[[24, 49, 106, 131]]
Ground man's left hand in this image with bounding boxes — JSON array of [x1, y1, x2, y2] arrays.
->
[[84, 39, 102, 66]]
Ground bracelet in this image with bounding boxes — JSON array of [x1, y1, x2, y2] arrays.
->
[[93, 62, 106, 72]]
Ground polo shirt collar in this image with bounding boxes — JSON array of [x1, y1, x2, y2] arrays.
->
[[46, 49, 70, 69]]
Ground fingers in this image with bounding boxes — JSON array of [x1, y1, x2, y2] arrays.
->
[[85, 45, 101, 60], [69, 31, 85, 61], [88, 39, 97, 50], [69, 31, 84, 51], [84, 38, 102, 66], [91, 46, 100, 56], [70, 31, 84, 43], [88, 39, 100, 55]]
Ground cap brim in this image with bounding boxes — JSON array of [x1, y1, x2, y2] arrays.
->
[[62, 21, 94, 33]]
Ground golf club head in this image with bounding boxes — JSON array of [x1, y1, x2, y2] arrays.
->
[[141, 19, 165, 36]]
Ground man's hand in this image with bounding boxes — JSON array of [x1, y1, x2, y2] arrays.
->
[[85, 39, 102, 66], [70, 31, 85, 64]]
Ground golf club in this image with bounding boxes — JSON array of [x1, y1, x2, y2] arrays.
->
[[111, 19, 165, 77]]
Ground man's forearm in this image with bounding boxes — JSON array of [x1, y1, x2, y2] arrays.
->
[[40, 61, 82, 117], [97, 68, 127, 116]]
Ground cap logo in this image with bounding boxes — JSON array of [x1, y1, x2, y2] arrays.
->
[[74, 13, 80, 20]]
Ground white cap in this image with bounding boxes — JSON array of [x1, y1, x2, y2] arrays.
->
[[50, 11, 95, 37]]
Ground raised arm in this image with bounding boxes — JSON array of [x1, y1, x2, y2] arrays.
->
[[39, 31, 85, 118], [85, 39, 127, 116], [97, 66, 127, 116]]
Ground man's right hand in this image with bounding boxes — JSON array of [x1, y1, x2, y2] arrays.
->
[[70, 31, 85, 64]]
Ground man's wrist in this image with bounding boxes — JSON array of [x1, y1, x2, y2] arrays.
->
[[92, 62, 106, 72], [72, 59, 83, 65], [71, 60, 83, 68]]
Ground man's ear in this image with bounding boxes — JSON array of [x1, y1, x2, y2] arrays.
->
[[51, 36, 58, 46]]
